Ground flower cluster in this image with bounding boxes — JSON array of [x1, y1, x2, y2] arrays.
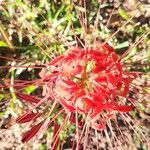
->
[[39, 43, 135, 130]]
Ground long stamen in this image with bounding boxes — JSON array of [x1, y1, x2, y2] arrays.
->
[[103, 9, 140, 45], [75, 107, 79, 150], [121, 31, 150, 60]]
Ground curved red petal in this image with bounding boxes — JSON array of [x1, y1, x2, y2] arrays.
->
[[16, 93, 40, 104], [48, 55, 64, 66], [60, 99, 75, 112], [22, 121, 44, 143], [16, 113, 41, 124], [114, 105, 132, 112], [102, 43, 114, 52]]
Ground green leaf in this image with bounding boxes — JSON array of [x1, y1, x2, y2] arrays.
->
[[0, 41, 9, 47], [38, 144, 46, 150], [0, 94, 4, 101], [144, 87, 150, 94], [23, 85, 37, 94], [0, 112, 5, 117], [115, 41, 129, 49], [119, 8, 130, 20]]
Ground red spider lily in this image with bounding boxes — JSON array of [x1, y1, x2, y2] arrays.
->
[[38, 43, 135, 131], [15, 43, 136, 143]]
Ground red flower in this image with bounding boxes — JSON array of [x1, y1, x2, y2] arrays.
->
[[15, 43, 137, 143], [16, 43, 136, 143], [38, 43, 135, 130]]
